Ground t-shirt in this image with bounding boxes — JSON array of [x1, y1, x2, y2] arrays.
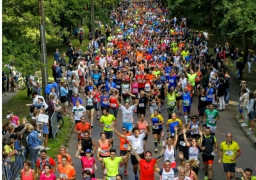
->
[[72, 105, 86, 120], [57, 154, 72, 165], [75, 122, 91, 139], [103, 157, 122, 177], [100, 114, 116, 131], [187, 73, 197, 86], [9, 115, 19, 126], [4, 145, 15, 162], [139, 158, 157, 180], [174, 177, 190, 180], [58, 164, 76, 179], [120, 105, 136, 123], [39, 173, 56, 180], [127, 133, 145, 154], [119, 132, 131, 151], [205, 109, 219, 126], [81, 156, 95, 174], [36, 157, 56, 175], [220, 141, 240, 163]]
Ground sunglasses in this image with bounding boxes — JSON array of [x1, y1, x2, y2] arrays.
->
[[122, 129, 126, 131]]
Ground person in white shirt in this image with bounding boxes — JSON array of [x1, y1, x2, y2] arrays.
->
[[31, 92, 48, 110], [119, 101, 138, 131], [71, 100, 86, 124], [113, 127, 149, 180], [174, 166, 191, 180]]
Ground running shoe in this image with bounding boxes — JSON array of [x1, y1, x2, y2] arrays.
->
[[97, 115, 100, 120], [158, 140, 161, 146], [241, 123, 248, 127], [119, 163, 123, 168], [154, 148, 158, 153], [204, 176, 209, 180], [247, 131, 253, 135]]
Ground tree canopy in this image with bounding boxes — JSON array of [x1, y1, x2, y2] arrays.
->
[[2, 0, 120, 75]]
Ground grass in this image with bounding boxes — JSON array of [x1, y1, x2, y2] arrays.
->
[[3, 25, 90, 157]]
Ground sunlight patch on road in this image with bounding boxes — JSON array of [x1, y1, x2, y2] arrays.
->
[[228, 100, 239, 106]]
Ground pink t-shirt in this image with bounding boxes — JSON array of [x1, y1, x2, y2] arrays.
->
[[39, 173, 56, 180], [81, 156, 95, 174], [10, 116, 19, 126]]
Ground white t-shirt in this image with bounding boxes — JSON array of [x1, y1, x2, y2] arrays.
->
[[120, 105, 136, 123], [72, 105, 86, 120], [161, 168, 175, 180], [127, 133, 145, 154]]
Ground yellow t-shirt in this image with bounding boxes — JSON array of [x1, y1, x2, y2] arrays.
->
[[181, 50, 189, 60], [100, 114, 116, 132], [166, 118, 182, 127], [220, 141, 240, 163], [4, 145, 15, 162], [172, 47, 179, 54]]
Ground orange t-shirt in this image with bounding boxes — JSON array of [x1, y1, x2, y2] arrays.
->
[[179, 42, 185, 48], [146, 74, 155, 85], [58, 164, 76, 179], [57, 153, 72, 165], [136, 52, 143, 63], [74, 122, 91, 139], [187, 85, 193, 97], [119, 132, 131, 151]]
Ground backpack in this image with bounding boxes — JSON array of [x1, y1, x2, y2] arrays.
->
[[39, 156, 52, 170], [45, 83, 53, 95]]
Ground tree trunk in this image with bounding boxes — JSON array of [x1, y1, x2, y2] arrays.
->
[[243, 32, 248, 62], [91, 0, 95, 39]]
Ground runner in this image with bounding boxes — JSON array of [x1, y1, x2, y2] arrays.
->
[[136, 114, 150, 151], [97, 147, 131, 179], [57, 155, 76, 180], [113, 127, 149, 180], [165, 86, 179, 119], [78, 131, 97, 156], [218, 133, 242, 180], [182, 87, 192, 124], [199, 126, 218, 180], [71, 100, 86, 124], [150, 109, 165, 153], [73, 116, 91, 141], [187, 115, 200, 139], [84, 91, 95, 127], [57, 146, 73, 165], [204, 103, 220, 135], [166, 113, 182, 137], [99, 108, 116, 139]]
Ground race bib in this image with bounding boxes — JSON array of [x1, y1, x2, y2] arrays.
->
[[87, 102, 93, 106], [183, 100, 189, 106], [180, 141, 186, 146], [84, 168, 92, 172], [139, 103, 144, 107], [207, 94, 214, 98], [153, 125, 159, 129], [140, 129, 146, 133], [138, 79, 143, 83], [94, 98, 98, 103], [201, 97, 206, 101], [169, 101, 175, 106], [133, 88, 138, 93], [105, 124, 111, 128], [226, 150, 233, 156], [116, 85, 120, 88], [189, 156, 198, 160], [103, 101, 108, 105], [157, 84, 162, 88], [94, 80, 98, 84], [108, 177, 116, 180], [110, 103, 117, 108], [209, 119, 215, 124], [60, 174, 68, 178], [101, 150, 108, 154], [123, 144, 129, 149], [162, 174, 174, 180], [169, 79, 174, 83]]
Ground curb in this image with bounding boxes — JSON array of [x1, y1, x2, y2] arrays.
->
[[234, 115, 256, 147]]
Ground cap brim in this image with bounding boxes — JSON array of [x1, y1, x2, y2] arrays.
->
[[6, 114, 12, 118]]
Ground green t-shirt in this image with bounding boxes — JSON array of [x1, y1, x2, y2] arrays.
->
[[166, 93, 177, 106], [187, 73, 197, 86], [152, 70, 161, 77], [103, 157, 122, 176], [100, 114, 116, 131], [205, 109, 219, 126]]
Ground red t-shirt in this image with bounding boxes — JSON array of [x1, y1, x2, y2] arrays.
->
[[139, 158, 156, 180], [36, 157, 56, 175]]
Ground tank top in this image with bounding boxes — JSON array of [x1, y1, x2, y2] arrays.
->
[[188, 146, 200, 162], [81, 156, 95, 174], [190, 122, 199, 135], [161, 168, 175, 180], [137, 121, 147, 133], [99, 139, 110, 156], [131, 83, 139, 94], [21, 169, 34, 180], [122, 84, 130, 94], [109, 96, 118, 108], [86, 96, 94, 106], [138, 96, 146, 109], [93, 91, 100, 103], [164, 145, 175, 163], [81, 138, 93, 154], [144, 83, 150, 92]]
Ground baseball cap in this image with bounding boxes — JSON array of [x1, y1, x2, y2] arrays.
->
[[85, 149, 92, 153], [6, 112, 13, 118]]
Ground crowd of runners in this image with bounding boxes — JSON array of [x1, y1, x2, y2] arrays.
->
[[2, 0, 256, 180]]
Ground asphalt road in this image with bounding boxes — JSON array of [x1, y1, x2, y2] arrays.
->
[[66, 75, 256, 180]]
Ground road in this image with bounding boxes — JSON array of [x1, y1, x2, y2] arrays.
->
[[66, 75, 256, 180]]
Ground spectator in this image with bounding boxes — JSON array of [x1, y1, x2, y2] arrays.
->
[[6, 111, 20, 127], [54, 49, 60, 62], [59, 82, 69, 116], [55, 62, 63, 82]]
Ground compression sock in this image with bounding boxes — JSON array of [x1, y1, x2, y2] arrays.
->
[[184, 116, 188, 124], [154, 141, 158, 148]]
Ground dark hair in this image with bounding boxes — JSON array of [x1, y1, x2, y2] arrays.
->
[[102, 108, 109, 113], [38, 98, 43, 102], [84, 130, 90, 134], [10, 134, 18, 140], [132, 127, 139, 133], [44, 164, 52, 169], [100, 132, 105, 137], [244, 168, 252, 174], [40, 149, 47, 154], [61, 155, 68, 160], [23, 160, 31, 167], [109, 149, 116, 154]]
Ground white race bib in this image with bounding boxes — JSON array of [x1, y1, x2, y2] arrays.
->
[[139, 103, 144, 107], [101, 150, 108, 154], [110, 103, 117, 107], [84, 168, 93, 172], [153, 125, 159, 129], [201, 97, 206, 101], [103, 101, 108, 105], [189, 156, 198, 160], [60, 174, 68, 178], [169, 101, 175, 106], [162, 174, 174, 180], [116, 85, 120, 88], [180, 141, 186, 146], [166, 156, 175, 162], [108, 177, 116, 180], [123, 144, 129, 149], [226, 150, 233, 156], [157, 84, 162, 88], [134, 146, 141, 151], [183, 100, 189, 106]]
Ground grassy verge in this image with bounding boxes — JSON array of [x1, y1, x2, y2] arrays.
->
[[3, 26, 89, 157]]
